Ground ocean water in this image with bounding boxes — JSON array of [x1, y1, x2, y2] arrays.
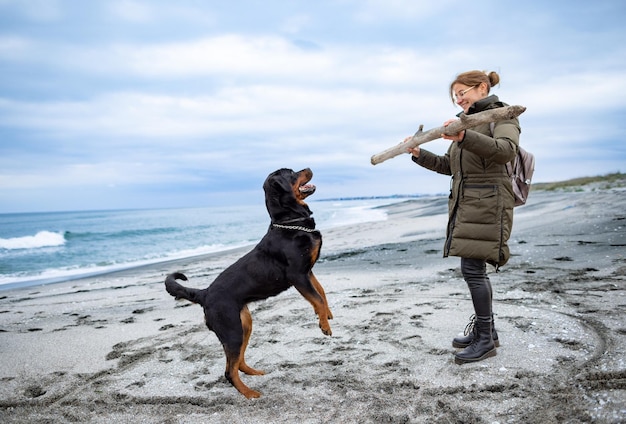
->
[[0, 199, 399, 289]]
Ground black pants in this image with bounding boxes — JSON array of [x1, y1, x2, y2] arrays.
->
[[460, 257, 492, 322]]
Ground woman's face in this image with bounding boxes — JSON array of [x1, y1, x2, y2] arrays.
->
[[453, 82, 487, 113]]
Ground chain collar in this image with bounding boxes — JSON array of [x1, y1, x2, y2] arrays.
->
[[271, 223, 319, 233]]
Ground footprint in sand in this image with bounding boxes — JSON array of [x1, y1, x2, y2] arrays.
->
[[23, 385, 46, 398]]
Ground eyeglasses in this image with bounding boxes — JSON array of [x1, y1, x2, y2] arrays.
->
[[454, 85, 477, 100]]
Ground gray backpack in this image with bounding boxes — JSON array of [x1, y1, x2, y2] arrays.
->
[[506, 146, 535, 206], [490, 122, 535, 206]]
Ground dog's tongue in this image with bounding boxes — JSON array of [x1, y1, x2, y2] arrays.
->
[[299, 184, 316, 194]]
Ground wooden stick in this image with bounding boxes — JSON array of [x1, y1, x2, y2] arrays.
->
[[370, 105, 527, 165]]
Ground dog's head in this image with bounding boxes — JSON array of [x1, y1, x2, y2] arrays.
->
[[263, 168, 316, 223]]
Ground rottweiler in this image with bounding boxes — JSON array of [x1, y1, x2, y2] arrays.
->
[[165, 168, 333, 398]]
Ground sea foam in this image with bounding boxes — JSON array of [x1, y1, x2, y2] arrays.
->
[[0, 231, 66, 250]]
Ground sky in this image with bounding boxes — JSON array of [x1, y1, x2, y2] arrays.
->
[[0, 0, 624, 213]]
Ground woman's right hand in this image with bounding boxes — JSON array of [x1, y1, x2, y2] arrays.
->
[[441, 118, 464, 142], [404, 136, 420, 158]]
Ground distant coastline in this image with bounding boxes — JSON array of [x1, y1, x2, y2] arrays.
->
[[531, 172, 625, 191], [318, 172, 626, 203], [316, 193, 442, 202]]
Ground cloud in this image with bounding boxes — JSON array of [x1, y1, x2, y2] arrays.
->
[[0, 0, 624, 212], [0, 0, 62, 22], [280, 14, 312, 34], [108, 0, 154, 23], [352, 0, 453, 23]]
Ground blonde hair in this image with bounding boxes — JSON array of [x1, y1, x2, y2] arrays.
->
[[449, 70, 500, 103]]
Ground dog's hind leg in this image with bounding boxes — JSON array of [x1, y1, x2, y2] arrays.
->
[[238, 305, 265, 376], [310, 272, 333, 320], [213, 307, 262, 399], [223, 347, 261, 399]]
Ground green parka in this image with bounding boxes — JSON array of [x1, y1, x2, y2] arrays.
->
[[413, 95, 520, 267]]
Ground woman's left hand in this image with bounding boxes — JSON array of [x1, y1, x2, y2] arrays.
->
[[441, 119, 465, 142]]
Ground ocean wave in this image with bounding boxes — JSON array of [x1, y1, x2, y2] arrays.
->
[[0, 231, 66, 250], [0, 240, 254, 288], [0, 200, 401, 288]]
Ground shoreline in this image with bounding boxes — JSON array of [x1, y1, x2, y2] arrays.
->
[[1, 189, 625, 423], [0, 197, 411, 292], [0, 195, 439, 293], [0, 244, 256, 292]]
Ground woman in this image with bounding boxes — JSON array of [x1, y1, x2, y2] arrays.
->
[[406, 70, 520, 364]]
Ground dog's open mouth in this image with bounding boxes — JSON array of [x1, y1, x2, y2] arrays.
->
[[295, 168, 315, 200], [299, 183, 316, 196]]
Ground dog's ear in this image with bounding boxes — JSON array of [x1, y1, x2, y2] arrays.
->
[[270, 176, 293, 194], [263, 169, 295, 196], [263, 170, 300, 220]]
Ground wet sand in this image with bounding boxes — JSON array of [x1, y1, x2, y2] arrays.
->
[[1, 186, 625, 423]]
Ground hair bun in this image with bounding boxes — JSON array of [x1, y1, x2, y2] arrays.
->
[[487, 71, 500, 87]]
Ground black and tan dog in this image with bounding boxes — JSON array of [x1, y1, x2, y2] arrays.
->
[[165, 168, 333, 399]]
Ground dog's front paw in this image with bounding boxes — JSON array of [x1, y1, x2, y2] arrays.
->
[[244, 389, 261, 399], [320, 323, 332, 336]]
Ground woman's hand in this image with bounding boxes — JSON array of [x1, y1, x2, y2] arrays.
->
[[403, 136, 420, 158], [441, 119, 465, 142]]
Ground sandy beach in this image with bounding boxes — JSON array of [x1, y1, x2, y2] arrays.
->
[[1, 184, 625, 423]]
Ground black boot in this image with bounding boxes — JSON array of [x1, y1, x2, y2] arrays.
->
[[452, 314, 499, 348], [454, 319, 497, 365]]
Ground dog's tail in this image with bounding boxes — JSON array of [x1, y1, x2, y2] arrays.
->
[[165, 272, 205, 305]]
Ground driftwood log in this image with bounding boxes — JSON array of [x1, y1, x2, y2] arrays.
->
[[370, 105, 526, 165]]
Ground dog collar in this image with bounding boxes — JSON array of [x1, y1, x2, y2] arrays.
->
[[271, 223, 319, 233]]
